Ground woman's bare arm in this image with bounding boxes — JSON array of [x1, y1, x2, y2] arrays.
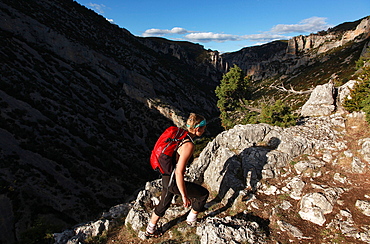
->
[[175, 141, 194, 208]]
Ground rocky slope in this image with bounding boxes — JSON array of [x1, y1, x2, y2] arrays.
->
[[55, 81, 370, 243], [0, 0, 369, 242]]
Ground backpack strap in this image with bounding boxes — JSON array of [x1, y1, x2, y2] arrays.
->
[[166, 134, 194, 197], [178, 134, 194, 147]]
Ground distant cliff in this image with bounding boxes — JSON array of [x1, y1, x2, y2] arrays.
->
[[222, 16, 370, 108]]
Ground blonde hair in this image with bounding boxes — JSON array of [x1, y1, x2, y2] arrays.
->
[[186, 113, 205, 132]]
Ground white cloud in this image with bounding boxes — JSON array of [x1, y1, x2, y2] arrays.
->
[[270, 17, 330, 34], [243, 33, 289, 42], [185, 32, 242, 43], [142, 27, 189, 37], [88, 3, 106, 14], [141, 17, 330, 45]]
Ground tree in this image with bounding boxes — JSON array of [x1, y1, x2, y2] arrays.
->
[[215, 65, 251, 129]]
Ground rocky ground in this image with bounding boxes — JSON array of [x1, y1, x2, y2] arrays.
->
[[97, 112, 370, 244], [54, 111, 370, 244]]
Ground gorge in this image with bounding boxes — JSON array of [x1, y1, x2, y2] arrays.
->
[[0, 0, 369, 243]]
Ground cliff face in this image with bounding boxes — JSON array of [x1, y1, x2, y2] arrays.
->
[[222, 17, 370, 106], [287, 17, 370, 56]]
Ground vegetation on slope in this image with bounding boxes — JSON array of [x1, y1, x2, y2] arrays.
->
[[215, 65, 298, 129], [344, 54, 370, 124]]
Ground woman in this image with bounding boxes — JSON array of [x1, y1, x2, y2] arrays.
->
[[146, 113, 209, 237]]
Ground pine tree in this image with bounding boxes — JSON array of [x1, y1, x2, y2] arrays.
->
[[215, 65, 251, 129]]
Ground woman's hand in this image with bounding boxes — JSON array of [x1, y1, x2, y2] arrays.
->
[[182, 195, 191, 208]]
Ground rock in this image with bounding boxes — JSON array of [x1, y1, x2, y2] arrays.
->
[[294, 156, 325, 177], [299, 192, 333, 225], [299, 206, 326, 226], [300, 82, 336, 117], [336, 80, 358, 113], [359, 138, 370, 163], [298, 186, 345, 226], [352, 157, 367, 173], [124, 180, 163, 232], [54, 220, 109, 244], [260, 184, 278, 195], [355, 200, 370, 216], [101, 203, 132, 219], [359, 225, 370, 243], [327, 209, 358, 239], [284, 176, 306, 200], [196, 215, 267, 244], [277, 220, 309, 239], [279, 200, 293, 210], [74, 220, 109, 240], [333, 173, 347, 184]]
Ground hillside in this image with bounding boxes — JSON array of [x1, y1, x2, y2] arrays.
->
[[0, 0, 223, 242], [0, 0, 369, 243]]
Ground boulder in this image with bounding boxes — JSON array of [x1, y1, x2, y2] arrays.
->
[[300, 82, 335, 117], [54, 220, 109, 244], [196, 214, 267, 244]]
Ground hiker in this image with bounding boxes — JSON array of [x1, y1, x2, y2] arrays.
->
[[146, 113, 209, 237]]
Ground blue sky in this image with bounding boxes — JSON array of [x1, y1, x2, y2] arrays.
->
[[76, 0, 369, 53]]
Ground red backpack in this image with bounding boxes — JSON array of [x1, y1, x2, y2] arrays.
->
[[150, 126, 189, 175]]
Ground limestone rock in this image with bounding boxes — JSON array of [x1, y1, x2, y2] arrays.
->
[[299, 193, 333, 225], [299, 206, 326, 226], [327, 209, 358, 239], [298, 186, 345, 226], [300, 82, 335, 117], [277, 220, 309, 239], [359, 138, 370, 163], [352, 157, 367, 173], [124, 180, 163, 232], [196, 215, 267, 244], [294, 156, 325, 177], [356, 200, 370, 216], [284, 176, 306, 200], [54, 220, 109, 244]]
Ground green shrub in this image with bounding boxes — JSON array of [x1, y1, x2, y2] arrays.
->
[[343, 58, 370, 124], [258, 100, 298, 127], [215, 65, 297, 129], [361, 93, 370, 124]]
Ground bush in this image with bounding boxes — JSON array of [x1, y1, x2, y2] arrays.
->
[[361, 93, 370, 124], [258, 100, 298, 127], [215, 65, 298, 129], [343, 58, 370, 124]]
